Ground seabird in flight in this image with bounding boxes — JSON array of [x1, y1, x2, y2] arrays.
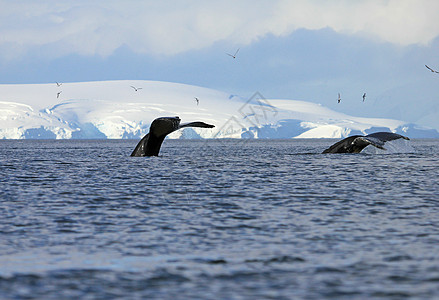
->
[[226, 48, 240, 59], [130, 86, 143, 91], [425, 65, 439, 73]]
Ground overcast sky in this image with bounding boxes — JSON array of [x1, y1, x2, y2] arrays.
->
[[1, 0, 439, 127]]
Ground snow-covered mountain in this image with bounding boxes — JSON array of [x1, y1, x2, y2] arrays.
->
[[1, 80, 438, 139]]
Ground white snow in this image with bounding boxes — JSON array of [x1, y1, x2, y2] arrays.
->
[[0, 80, 437, 139]]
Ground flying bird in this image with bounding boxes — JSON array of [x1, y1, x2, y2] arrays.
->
[[362, 93, 366, 102], [425, 65, 439, 73], [337, 93, 341, 103], [195, 97, 200, 105], [56, 91, 62, 98], [130, 86, 143, 91], [130, 117, 215, 156], [226, 48, 240, 59], [56, 82, 62, 87]]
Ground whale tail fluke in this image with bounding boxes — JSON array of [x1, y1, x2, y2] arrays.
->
[[365, 132, 410, 142], [130, 133, 150, 157], [179, 121, 215, 129], [322, 132, 410, 154], [131, 117, 215, 157], [355, 136, 386, 150]]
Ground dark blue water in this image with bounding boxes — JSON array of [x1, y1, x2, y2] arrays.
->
[[1, 139, 438, 299]]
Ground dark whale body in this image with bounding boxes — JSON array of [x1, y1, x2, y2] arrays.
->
[[131, 116, 214, 156], [322, 132, 410, 154]]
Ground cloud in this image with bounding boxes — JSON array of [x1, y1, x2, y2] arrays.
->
[[0, 0, 438, 60]]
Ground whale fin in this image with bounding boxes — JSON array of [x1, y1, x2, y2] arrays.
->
[[179, 121, 215, 129], [366, 132, 410, 141], [353, 132, 410, 151], [130, 133, 150, 156], [321, 136, 360, 153], [354, 136, 386, 150]]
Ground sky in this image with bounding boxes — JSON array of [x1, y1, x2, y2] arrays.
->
[[1, 0, 439, 128]]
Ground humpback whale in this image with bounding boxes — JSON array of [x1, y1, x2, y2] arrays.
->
[[130, 116, 215, 156], [322, 132, 410, 154]]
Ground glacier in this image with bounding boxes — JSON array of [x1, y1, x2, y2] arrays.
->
[[1, 80, 438, 139]]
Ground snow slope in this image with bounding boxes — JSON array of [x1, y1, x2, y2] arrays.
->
[[0, 80, 437, 139]]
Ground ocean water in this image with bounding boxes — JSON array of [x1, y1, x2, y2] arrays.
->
[[0, 139, 438, 299]]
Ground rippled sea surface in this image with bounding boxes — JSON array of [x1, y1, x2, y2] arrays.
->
[[1, 139, 439, 299]]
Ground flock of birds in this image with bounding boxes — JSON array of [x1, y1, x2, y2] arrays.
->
[[54, 52, 437, 109], [128, 59, 433, 156], [49, 53, 437, 157], [337, 92, 366, 104], [53, 48, 242, 105], [336, 65, 438, 104], [56, 82, 62, 98]]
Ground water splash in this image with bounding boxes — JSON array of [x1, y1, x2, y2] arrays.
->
[[362, 139, 415, 154]]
